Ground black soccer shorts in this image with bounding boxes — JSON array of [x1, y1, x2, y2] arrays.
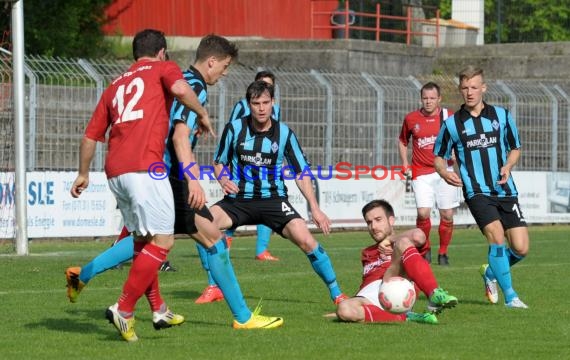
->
[[214, 197, 302, 236], [169, 176, 214, 235], [466, 194, 527, 231]]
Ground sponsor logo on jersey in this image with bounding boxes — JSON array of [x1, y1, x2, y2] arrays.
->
[[416, 135, 437, 148], [240, 152, 273, 166], [466, 134, 498, 149]]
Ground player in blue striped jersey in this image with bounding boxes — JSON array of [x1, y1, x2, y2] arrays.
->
[[66, 35, 283, 329], [223, 71, 281, 264], [194, 71, 281, 304], [210, 80, 347, 305], [434, 66, 529, 309]]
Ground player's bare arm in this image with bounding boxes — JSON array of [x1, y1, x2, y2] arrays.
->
[[498, 148, 520, 184], [295, 175, 331, 235], [434, 156, 462, 187], [172, 122, 206, 209], [71, 136, 97, 198], [397, 140, 411, 176], [170, 79, 215, 138]]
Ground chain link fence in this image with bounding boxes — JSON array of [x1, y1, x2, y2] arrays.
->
[[1, 55, 569, 173]]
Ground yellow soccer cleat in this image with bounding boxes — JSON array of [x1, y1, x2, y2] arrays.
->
[[105, 303, 138, 342], [65, 267, 85, 303], [233, 303, 283, 330], [153, 308, 185, 330]]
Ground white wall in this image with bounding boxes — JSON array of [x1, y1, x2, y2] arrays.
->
[[452, 0, 485, 45]]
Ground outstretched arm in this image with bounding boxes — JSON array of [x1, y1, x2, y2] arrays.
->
[[498, 149, 520, 184], [295, 175, 331, 235], [435, 156, 462, 187], [170, 79, 215, 138], [172, 122, 206, 209], [71, 136, 97, 198]]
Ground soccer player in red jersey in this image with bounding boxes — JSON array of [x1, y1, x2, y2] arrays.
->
[[70, 29, 213, 342], [398, 82, 459, 265], [335, 199, 457, 324]]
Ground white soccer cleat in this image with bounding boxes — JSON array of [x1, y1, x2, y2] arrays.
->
[[479, 264, 499, 304], [506, 297, 528, 309]]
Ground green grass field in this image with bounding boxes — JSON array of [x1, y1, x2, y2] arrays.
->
[[1, 226, 569, 359]]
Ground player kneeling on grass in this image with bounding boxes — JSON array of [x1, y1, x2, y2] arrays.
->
[[335, 199, 458, 324]]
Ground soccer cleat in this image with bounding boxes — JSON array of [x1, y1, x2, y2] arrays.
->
[[406, 311, 438, 325], [333, 293, 349, 305], [479, 264, 499, 304], [159, 260, 176, 272], [195, 285, 225, 304], [255, 250, 280, 261], [427, 288, 458, 314], [152, 308, 185, 330], [232, 303, 283, 330], [105, 303, 137, 342], [438, 254, 449, 266], [505, 297, 528, 309], [65, 267, 85, 303]]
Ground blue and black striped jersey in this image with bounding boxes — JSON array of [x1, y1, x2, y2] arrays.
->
[[214, 116, 309, 199], [228, 98, 281, 122], [434, 103, 521, 199], [164, 66, 207, 179]]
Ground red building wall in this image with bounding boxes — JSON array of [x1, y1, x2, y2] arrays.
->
[[104, 0, 339, 39]]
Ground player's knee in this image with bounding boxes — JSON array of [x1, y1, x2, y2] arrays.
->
[[439, 211, 454, 222]]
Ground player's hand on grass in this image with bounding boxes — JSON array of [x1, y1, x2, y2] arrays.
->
[[70, 175, 89, 198]]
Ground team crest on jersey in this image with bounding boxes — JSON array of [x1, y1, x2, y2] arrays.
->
[[492, 119, 499, 130], [271, 141, 279, 153], [413, 124, 420, 133]]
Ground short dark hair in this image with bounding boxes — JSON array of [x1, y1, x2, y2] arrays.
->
[[361, 199, 395, 219], [132, 29, 167, 61], [195, 34, 239, 62], [255, 70, 276, 84], [246, 80, 274, 103], [421, 81, 440, 96]]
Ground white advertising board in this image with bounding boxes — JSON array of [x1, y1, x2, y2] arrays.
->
[[0, 171, 568, 238]]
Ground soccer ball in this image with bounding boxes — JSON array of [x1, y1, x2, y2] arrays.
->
[[378, 276, 416, 314]]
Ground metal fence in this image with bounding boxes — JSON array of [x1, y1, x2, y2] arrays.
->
[[1, 54, 569, 173]]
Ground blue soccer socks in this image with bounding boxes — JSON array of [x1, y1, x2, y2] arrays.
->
[[196, 243, 217, 286], [306, 244, 342, 301], [79, 235, 134, 284], [488, 244, 517, 303], [255, 224, 273, 256], [205, 239, 251, 323]]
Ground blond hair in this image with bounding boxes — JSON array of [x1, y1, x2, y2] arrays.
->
[[458, 65, 484, 84]]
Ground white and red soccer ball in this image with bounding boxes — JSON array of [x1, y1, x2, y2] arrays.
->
[[378, 276, 416, 314]]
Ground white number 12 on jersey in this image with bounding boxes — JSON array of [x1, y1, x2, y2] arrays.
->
[[112, 77, 144, 124]]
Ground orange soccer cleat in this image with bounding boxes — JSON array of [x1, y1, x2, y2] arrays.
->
[[195, 285, 225, 304], [255, 250, 280, 261]]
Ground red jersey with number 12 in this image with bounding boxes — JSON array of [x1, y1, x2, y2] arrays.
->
[[85, 60, 184, 178], [399, 108, 451, 177]]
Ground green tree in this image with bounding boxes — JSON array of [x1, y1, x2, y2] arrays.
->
[[1, 0, 114, 57], [424, 0, 570, 43], [488, 0, 570, 43]]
